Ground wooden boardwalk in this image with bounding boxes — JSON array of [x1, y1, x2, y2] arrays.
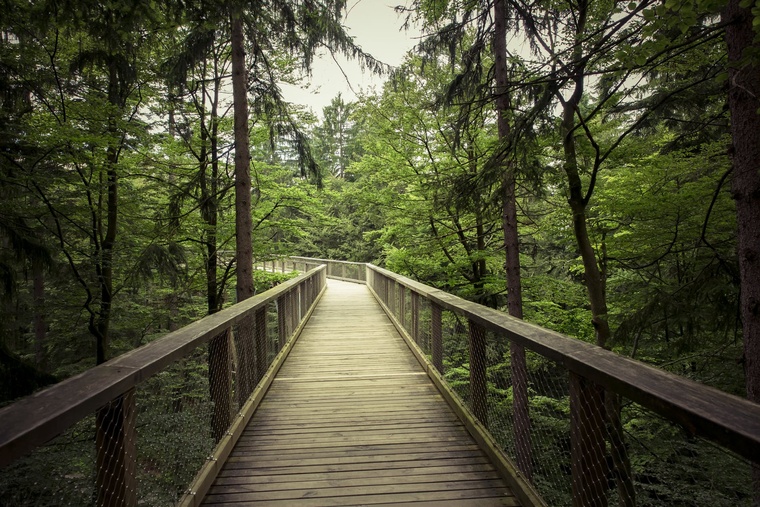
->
[[201, 279, 520, 506]]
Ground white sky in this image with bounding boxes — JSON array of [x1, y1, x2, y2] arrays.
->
[[281, 1, 421, 114]]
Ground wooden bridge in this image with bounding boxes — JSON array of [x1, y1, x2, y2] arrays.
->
[[202, 280, 521, 506], [1, 258, 760, 506]]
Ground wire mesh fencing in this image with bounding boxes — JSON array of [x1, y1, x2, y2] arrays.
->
[[366, 263, 760, 507], [0, 267, 326, 507]]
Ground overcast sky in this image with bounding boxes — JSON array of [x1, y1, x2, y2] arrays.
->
[[281, 1, 421, 114]]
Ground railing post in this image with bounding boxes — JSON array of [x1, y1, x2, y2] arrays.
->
[[411, 292, 419, 344], [468, 319, 488, 427], [570, 372, 608, 507], [286, 289, 295, 336], [95, 390, 137, 507], [277, 294, 287, 349], [390, 280, 396, 318], [300, 282, 307, 318], [431, 302, 443, 373], [254, 305, 268, 386]]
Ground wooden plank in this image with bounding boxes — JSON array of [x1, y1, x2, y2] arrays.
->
[[214, 463, 498, 484], [216, 459, 495, 478], [208, 470, 501, 492], [206, 478, 508, 499], [224, 451, 492, 469], [201, 279, 521, 506], [216, 463, 496, 488], [203, 486, 517, 506], [205, 498, 517, 507], [235, 444, 482, 459]]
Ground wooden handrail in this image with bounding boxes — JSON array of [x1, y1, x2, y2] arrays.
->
[[289, 256, 366, 267], [366, 263, 760, 465], [0, 266, 327, 469]]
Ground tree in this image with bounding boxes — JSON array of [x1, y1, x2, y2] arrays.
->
[[722, 0, 760, 501], [313, 93, 361, 179]]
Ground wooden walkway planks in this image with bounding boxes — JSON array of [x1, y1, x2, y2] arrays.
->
[[201, 279, 520, 506]]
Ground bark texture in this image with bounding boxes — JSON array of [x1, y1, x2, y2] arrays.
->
[[723, 2, 760, 503], [724, 0, 760, 406], [231, 13, 254, 304]]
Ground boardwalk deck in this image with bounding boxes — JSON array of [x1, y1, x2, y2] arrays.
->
[[201, 279, 520, 506]]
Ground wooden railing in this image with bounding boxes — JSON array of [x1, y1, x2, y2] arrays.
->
[[363, 263, 760, 507], [0, 266, 327, 506], [255, 256, 366, 283]]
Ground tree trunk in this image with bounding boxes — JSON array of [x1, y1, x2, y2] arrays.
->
[[93, 60, 121, 366], [230, 12, 256, 406], [723, 1, 760, 502], [231, 13, 254, 303], [493, 0, 532, 481]]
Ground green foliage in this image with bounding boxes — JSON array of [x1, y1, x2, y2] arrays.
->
[[0, 0, 754, 505]]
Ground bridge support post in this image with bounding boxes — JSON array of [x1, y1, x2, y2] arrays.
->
[[95, 389, 137, 507], [389, 280, 395, 317], [468, 319, 488, 428], [431, 303, 443, 372], [277, 294, 287, 349], [411, 292, 419, 345], [289, 289, 296, 335], [399, 287, 406, 330], [570, 372, 608, 507]]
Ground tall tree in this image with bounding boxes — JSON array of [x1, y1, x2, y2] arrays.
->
[[407, 0, 537, 478], [314, 93, 360, 179], [722, 0, 760, 501]]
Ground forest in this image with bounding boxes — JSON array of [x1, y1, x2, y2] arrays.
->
[[1, 0, 760, 505]]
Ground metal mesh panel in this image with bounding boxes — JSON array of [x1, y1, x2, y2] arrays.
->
[[417, 296, 432, 356], [488, 346, 573, 504], [466, 330, 754, 507], [440, 308, 468, 394], [0, 415, 98, 506], [621, 401, 752, 506], [135, 352, 215, 505]]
